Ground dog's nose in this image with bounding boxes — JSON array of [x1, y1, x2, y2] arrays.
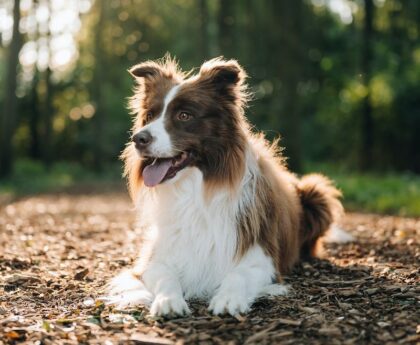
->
[[132, 131, 153, 149]]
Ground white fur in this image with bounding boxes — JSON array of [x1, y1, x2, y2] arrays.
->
[[107, 147, 288, 316], [324, 225, 354, 243], [135, 84, 181, 157], [104, 270, 153, 307]]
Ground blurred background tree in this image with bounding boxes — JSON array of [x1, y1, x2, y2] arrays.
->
[[0, 0, 419, 214]]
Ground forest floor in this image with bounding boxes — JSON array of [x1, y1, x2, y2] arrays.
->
[[0, 190, 419, 345]]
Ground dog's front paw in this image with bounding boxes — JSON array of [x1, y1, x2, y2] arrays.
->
[[209, 292, 250, 316], [150, 294, 190, 317]]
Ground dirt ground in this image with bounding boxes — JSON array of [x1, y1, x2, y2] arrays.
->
[[0, 190, 419, 344]]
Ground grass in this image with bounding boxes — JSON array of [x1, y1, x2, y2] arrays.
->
[[334, 173, 420, 216], [305, 163, 420, 217], [1, 159, 419, 216], [0, 159, 124, 199]]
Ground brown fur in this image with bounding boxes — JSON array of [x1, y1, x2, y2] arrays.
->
[[123, 56, 343, 276], [297, 174, 344, 258], [123, 56, 251, 198]]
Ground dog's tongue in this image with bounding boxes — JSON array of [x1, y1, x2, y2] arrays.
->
[[143, 159, 172, 187]]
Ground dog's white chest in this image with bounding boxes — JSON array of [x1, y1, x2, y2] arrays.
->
[[139, 168, 238, 298]]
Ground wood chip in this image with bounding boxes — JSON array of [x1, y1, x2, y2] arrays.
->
[[234, 314, 247, 322], [377, 321, 390, 328], [318, 326, 342, 336], [365, 288, 379, 295], [276, 318, 302, 326], [337, 289, 359, 297], [298, 306, 319, 314], [4, 273, 41, 284], [130, 333, 174, 344], [274, 331, 294, 337], [74, 268, 89, 280], [318, 278, 368, 286]]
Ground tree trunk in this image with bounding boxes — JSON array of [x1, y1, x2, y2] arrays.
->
[[0, 0, 22, 178], [29, 74, 41, 159], [29, 1, 41, 159], [360, 0, 374, 171], [199, 0, 209, 59], [218, 0, 234, 56], [92, 0, 107, 172], [273, 0, 303, 173], [43, 65, 54, 167], [41, 0, 55, 168], [203, 0, 219, 56]]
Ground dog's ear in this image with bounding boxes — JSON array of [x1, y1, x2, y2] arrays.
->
[[199, 57, 247, 88], [129, 61, 163, 79], [129, 55, 182, 81]]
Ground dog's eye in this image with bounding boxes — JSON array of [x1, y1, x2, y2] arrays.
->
[[146, 111, 153, 122], [176, 112, 192, 122]]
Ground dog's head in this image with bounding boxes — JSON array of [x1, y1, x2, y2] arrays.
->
[[123, 56, 250, 199]]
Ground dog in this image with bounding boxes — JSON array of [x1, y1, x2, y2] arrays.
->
[[106, 56, 344, 317]]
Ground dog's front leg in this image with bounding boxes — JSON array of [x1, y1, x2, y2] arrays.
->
[[142, 262, 190, 317], [209, 245, 286, 316]]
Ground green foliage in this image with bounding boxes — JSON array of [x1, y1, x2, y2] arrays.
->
[[336, 173, 420, 216], [306, 163, 420, 216], [0, 159, 122, 197]]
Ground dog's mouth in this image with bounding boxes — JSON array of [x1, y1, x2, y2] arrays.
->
[[142, 151, 194, 187]]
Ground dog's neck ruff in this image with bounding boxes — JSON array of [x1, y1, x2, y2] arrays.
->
[[134, 145, 260, 297]]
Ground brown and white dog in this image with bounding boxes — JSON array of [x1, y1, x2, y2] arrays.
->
[[106, 56, 344, 316]]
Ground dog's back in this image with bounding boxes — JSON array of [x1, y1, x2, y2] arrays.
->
[[236, 134, 343, 275]]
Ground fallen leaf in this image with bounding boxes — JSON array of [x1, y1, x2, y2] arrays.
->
[[42, 320, 52, 332], [5, 330, 21, 340], [4, 329, 27, 341]]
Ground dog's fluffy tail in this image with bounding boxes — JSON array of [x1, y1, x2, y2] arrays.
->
[[297, 174, 344, 258]]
